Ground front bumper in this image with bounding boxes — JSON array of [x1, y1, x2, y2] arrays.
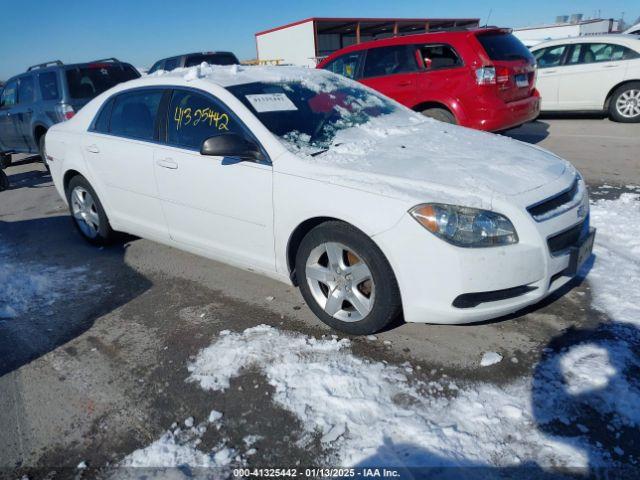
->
[[373, 189, 592, 325]]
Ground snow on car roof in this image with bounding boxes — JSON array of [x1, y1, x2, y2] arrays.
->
[[150, 63, 343, 90]]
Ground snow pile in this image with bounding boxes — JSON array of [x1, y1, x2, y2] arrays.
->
[[188, 325, 589, 468], [118, 416, 237, 477], [586, 193, 640, 326], [480, 352, 503, 367], [0, 243, 89, 319]]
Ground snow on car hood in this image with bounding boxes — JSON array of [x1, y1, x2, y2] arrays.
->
[[284, 113, 571, 205]]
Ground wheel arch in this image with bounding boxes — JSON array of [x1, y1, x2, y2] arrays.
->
[[285, 216, 398, 286], [63, 169, 83, 195], [33, 124, 48, 146], [604, 79, 640, 110]]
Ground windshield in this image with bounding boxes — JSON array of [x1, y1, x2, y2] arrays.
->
[[227, 79, 401, 151], [65, 64, 140, 99]]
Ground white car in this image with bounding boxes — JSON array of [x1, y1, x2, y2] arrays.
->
[[45, 65, 595, 335], [624, 23, 640, 36], [531, 35, 640, 122]]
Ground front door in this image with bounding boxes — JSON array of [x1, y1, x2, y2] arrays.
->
[[12, 75, 37, 152], [153, 88, 274, 272], [0, 80, 20, 151]]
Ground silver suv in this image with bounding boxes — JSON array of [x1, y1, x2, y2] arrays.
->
[[0, 58, 139, 169]]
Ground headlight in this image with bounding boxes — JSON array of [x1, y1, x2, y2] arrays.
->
[[409, 204, 518, 247]]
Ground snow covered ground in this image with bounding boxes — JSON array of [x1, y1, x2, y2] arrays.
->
[[118, 192, 640, 475]]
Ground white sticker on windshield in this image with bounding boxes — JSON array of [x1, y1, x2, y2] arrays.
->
[[245, 93, 298, 113]]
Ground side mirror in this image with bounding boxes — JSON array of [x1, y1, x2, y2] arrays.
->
[[200, 133, 264, 162]]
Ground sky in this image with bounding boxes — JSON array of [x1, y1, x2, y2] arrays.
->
[[1, 0, 638, 80]]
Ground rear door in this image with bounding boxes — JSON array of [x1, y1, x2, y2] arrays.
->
[[414, 43, 468, 102], [84, 88, 168, 238], [556, 43, 631, 110], [0, 80, 19, 151], [359, 45, 421, 107], [153, 88, 274, 272], [533, 44, 570, 109]]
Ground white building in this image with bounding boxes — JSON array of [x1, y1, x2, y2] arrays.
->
[[255, 17, 480, 67], [514, 17, 620, 47]]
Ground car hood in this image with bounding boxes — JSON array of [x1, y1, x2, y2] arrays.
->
[[283, 114, 571, 207]]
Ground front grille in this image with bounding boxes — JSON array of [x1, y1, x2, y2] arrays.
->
[[452, 285, 537, 309], [547, 219, 588, 255], [528, 178, 579, 221]]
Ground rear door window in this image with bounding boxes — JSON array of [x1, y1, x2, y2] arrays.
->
[[362, 46, 418, 78], [419, 44, 463, 70], [38, 71, 60, 101], [167, 89, 242, 150], [567, 43, 639, 64], [0, 80, 17, 108], [17, 76, 35, 104], [323, 52, 364, 79], [534, 45, 568, 68], [164, 57, 180, 70], [476, 33, 534, 62], [65, 64, 140, 99], [184, 53, 238, 67], [109, 89, 163, 141]]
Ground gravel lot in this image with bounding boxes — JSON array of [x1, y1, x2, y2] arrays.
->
[[0, 118, 638, 478]]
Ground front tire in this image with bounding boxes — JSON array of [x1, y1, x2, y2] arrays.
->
[[66, 175, 114, 245], [609, 82, 640, 123], [295, 221, 402, 335]]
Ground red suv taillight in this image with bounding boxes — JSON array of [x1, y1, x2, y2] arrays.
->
[[55, 104, 75, 121], [475, 66, 510, 86]]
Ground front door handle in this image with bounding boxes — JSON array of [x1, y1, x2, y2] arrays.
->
[[397, 81, 412, 86], [603, 64, 619, 68], [156, 158, 178, 169], [542, 70, 556, 74], [86, 144, 100, 153]]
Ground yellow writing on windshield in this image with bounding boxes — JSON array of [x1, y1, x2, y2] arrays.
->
[[174, 106, 229, 131]]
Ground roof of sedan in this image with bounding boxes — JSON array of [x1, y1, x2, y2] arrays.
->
[[144, 64, 338, 89], [531, 34, 640, 49]]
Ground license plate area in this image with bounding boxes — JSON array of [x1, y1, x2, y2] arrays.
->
[[515, 74, 529, 88], [567, 228, 596, 275]]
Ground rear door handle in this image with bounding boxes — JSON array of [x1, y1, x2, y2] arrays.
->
[[397, 81, 412, 86], [86, 144, 100, 153], [603, 64, 619, 68], [156, 158, 178, 169]]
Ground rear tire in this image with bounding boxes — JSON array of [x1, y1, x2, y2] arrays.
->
[[608, 82, 640, 123], [66, 175, 114, 245], [0, 170, 8, 191], [295, 221, 402, 335], [0, 154, 10, 169], [38, 134, 50, 173], [421, 107, 457, 124]]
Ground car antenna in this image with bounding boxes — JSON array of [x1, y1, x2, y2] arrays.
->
[[483, 8, 493, 27]]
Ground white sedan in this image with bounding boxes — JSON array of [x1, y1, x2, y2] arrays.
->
[[45, 65, 594, 334], [532, 35, 640, 122]]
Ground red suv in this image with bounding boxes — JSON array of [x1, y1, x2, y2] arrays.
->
[[317, 28, 540, 131]]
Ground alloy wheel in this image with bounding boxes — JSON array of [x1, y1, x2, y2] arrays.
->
[[305, 242, 375, 322], [70, 186, 100, 239], [615, 89, 640, 119]]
